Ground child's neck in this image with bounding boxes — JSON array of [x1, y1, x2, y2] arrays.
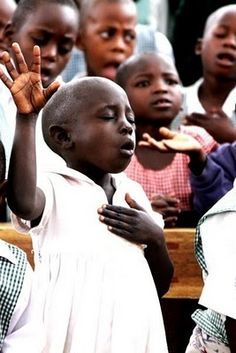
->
[[135, 121, 172, 143], [88, 171, 116, 204], [199, 75, 236, 111], [135, 120, 175, 170]]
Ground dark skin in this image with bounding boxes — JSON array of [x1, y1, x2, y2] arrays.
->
[[120, 53, 185, 227], [184, 7, 236, 143], [0, 43, 173, 297]]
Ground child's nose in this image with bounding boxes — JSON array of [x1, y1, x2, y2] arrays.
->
[[41, 43, 58, 60], [152, 79, 168, 93], [120, 118, 133, 135], [113, 36, 128, 52], [223, 33, 236, 49]]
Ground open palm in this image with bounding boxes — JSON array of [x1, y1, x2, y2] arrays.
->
[[0, 43, 59, 114]]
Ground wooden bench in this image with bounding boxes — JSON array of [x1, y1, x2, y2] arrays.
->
[[0, 223, 34, 268], [164, 228, 203, 299]]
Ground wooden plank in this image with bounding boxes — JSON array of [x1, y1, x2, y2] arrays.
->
[[0, 223, 34, 268], [164, 228, 203, 299]]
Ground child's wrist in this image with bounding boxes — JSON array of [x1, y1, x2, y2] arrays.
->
[[188, 150, 207, 175]]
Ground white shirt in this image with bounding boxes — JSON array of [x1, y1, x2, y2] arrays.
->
[[183, 78, 236, 124]]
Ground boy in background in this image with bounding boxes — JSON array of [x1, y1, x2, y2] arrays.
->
[[116, 52, 217, 227], [183, 5, 236, 144]]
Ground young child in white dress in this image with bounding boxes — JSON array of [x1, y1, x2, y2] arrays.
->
[[0, 43, 173, 353]]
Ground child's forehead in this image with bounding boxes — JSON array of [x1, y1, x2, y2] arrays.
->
[[205, 6, 236, 34], [13, 1, 79, 31], [81, 0, 137, 26], [128, 54, 177, 77]]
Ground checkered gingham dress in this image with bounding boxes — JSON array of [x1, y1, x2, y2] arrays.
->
[[0, 242, 27, 349]]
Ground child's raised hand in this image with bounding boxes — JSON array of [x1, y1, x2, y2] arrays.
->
[[151, 194, 181, 228], [183, 110, 236, 143], [97, 193, 163, 246], [0, 43, 60, 115], [139, 127, 202, 154]]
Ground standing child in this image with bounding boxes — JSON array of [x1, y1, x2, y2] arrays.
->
[[183, 5, 236, 144], [0, 0, 80, 171], [0, 43, 173, 353], [116, 52, 218, 227]]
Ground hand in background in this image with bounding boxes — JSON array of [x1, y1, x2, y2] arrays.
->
[[183, 109, 236, 143], [139, 127, 202, 154], [151, 193, 181, 228], [0, 43, 60, 115]]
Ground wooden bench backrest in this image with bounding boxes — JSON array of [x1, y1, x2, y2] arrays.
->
[[0, 224, 203, 299], [164, 228, 203, 298]]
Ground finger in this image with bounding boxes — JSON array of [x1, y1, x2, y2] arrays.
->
[[31, 45, 41, 74], [164, 216, 178, 228], [11, 42, 28, 74], [98, 204, 135, 219], [0, 50, 19, 82], [125, 193, 145, 211], [159, 127, 177, 139], [151, 194, 180, 205], [99, 213, 131, 231], [0, 67, 13, 89], [44, 81, 60, 101]]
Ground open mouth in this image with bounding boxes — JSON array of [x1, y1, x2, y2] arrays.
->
[[120, 140, 135, 156], [102, 62, 122, 79], [217, 52, 236, 66], [151, 98, 172, 108]]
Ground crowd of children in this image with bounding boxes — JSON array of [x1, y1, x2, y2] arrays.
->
[[0, 0, 236, 352]]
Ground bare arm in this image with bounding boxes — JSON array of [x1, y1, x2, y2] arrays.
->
[[0, 43, 59, 221]]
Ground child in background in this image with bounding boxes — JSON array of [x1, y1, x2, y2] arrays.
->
[[74, 0, 137, 81], [0, 43, 173, 353], [63, 0, 174, 82], [116, 52, 218, 227], [140, 127, 236, 216], [0, 0, 16, 60], [183, 5, 236, 144], [0, 0, 79, 171]]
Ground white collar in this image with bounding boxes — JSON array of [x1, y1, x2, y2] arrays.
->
[[0, 239, 17, 264]]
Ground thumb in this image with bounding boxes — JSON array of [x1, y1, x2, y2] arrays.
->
[[159, 126, 177, 139], [44, 81, 61, 101], [125, 193, 145, 211]]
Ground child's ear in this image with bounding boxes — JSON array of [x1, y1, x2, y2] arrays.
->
[[3, 22, 15, 47], [195, 38, 202, 56], [49, 126, 74, 150]]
